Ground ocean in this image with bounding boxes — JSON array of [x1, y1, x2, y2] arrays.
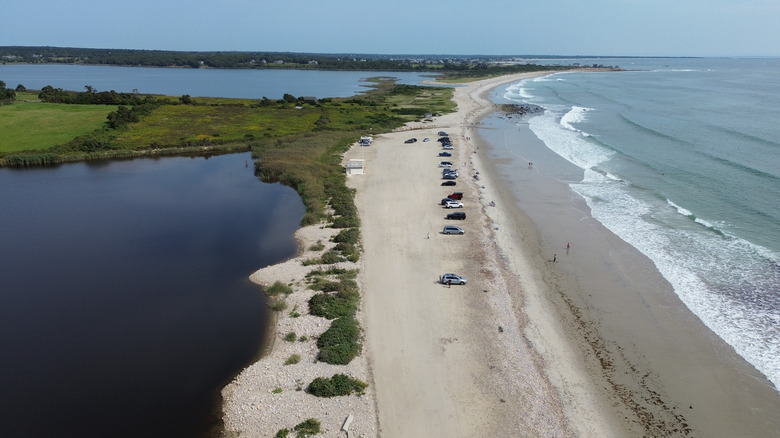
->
[[498, 58, 780, 392]]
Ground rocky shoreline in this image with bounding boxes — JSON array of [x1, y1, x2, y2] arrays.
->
[[221, 223, 377, 437]]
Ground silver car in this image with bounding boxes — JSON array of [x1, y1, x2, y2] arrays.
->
[[440, 273, 467, 285]]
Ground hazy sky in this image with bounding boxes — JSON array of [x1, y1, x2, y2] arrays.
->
[[3, 0, 779, 57]]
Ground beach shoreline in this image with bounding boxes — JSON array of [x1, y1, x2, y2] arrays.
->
[[221, 71, 780, 437], [469, 75, 780, 436]]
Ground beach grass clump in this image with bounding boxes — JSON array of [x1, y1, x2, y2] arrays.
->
[[269, 299, 288, 312], [275, 417, 322, 438], [316, 316, 362, 365], [265, 281, 293, 296], [302, 248, 346, 265], [284, 354, 301, 365], [305, 267, 355, 278], [307, 373, 367, 397], [308, 240, 325, 251], [319, 248, 345, 264]]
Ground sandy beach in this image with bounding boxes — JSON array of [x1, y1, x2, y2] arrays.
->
[[223, 72, 780, 437]]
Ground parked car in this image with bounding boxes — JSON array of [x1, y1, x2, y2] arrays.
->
[[440, 273, 467, 285], [446, 212, 466, 220], [439, 161, 453, 167], [444, 200, 464, 208], [441, 180, 457, 186], [404, 138, 417, 143], [448, 192, 463, 200], [442, 226, 465, 235], [438, 152, 452, 157]]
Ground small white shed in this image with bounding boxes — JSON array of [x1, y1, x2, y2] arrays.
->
[[345, 159, 366, 176]]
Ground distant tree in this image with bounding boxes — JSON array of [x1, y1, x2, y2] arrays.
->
[[0, 80, 16, 102]]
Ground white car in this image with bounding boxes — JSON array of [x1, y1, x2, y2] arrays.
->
[[444, 200, 464, 208]]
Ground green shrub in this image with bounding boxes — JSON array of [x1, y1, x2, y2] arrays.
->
[[293, 418, 321, 437], [284, 331, 297, 342], [332, 228, 360, 245], [309, 293, 358, 320], [319, 249, 345, 264], [307, 374, 368, 397], [317, 316, 362, 365]]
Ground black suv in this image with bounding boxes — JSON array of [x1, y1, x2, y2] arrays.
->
[[446, 212, 466, 220]]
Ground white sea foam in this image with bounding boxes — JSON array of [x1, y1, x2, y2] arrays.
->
[[528, 107, 612, 170], [560, 106, 593, 133], [573, 174, 780, 391], [667, 199, 693, 217], [503, 79, 535, 101]]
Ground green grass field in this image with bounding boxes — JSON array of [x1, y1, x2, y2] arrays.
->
[[0, 102, 116, 153]]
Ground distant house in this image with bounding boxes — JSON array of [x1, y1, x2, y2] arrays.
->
[[345, 159, 366, 176]]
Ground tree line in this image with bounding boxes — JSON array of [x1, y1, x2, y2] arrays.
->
[[0, 46, 606, 74], [0, 80, 15, 103]]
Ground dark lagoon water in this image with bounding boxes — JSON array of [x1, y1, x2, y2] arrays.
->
[[0, 152, 304, 437]]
